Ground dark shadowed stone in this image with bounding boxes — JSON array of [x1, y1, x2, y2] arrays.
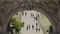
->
[[0, 32, 10, 34], [0, 0, 4, 4]]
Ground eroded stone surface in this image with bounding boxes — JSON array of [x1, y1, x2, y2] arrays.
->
[[0, 0, 60, 34]]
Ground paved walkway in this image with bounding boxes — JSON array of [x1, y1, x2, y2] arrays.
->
[[20, 11, 44, 34]]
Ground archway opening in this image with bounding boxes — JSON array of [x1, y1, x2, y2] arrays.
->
[[8, 10, 52, 34]]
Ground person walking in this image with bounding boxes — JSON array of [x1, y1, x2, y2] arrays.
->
[[36, 23, 38, 26], [32, 25, 34, 29], [27, 26, 28, 31], [28, 25, 30, 30], [49, 26, 53, 34]]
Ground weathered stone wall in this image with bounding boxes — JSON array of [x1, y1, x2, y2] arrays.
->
[[0, 0, 60, 34]]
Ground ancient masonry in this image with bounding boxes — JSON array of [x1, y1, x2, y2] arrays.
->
[[0, 0, 60, 34]]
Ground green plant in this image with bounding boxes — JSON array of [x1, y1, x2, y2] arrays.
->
[[10, 17, 24, 33]]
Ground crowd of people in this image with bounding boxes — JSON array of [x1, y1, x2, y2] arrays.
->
[[26, 23, 40, 32]]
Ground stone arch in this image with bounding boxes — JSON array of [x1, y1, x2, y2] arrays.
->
[[8, 8, 56, 34], [0, 0, 59, 34]]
